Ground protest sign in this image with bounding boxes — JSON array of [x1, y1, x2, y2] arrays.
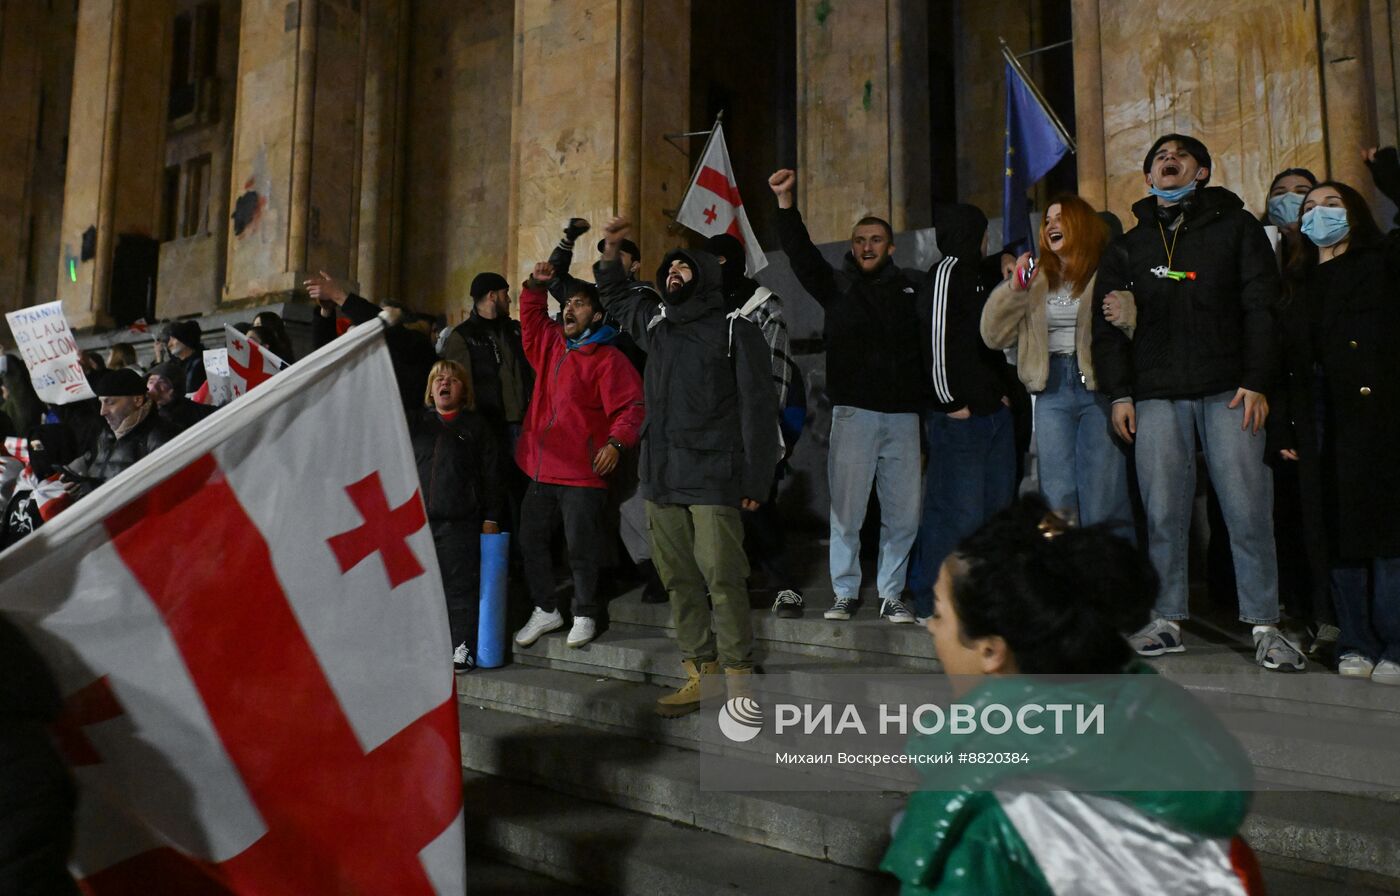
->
[[203, 348, 231, 405], [4, 301, 96, 404]]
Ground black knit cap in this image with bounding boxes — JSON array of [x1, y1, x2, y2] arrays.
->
[[92, 368, 147, 397], [1143, 134, 1213, 185], [168, 320, 203, 351], [148, 361, 184, 385], [470, 272, 509, 299], [596, 237, 641, 261]]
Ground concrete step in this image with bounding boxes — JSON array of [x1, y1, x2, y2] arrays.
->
[[460, 771, 893, 895], [502, 619, 1400, 790], [458, 702, 901, 871], [458, 669, 1400, 887], [605, 595, 940, 670], [465, 854, 592, 896]]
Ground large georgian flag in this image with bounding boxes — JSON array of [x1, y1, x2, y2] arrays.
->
[[675, 122, 768, 275], [0, 319, 466, 894]]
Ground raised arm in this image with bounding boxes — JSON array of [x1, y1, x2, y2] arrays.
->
[[547, 217, 592, 302], [518, 261, 558, 367], [594, 216, 661, 352], [770, 168, 840, 308]]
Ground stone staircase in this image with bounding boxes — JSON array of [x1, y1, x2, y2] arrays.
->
[[457, 589, 1400, 895]]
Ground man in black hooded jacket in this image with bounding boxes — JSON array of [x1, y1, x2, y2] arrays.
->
[[1091, 133, 1301, 672], [597, 216, 778, 718], [770, 167, 928, 626]]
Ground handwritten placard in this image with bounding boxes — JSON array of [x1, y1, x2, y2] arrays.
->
[[202, 348, 231, 406], [4, 301, 96, 404]]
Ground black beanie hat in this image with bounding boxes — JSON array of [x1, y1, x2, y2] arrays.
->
[[703, 233, 744, 267], [169, 320, 203, 351], [1143, 134, 1213, 185], [92, 368, 147, 397], [470, 272, 509, 299], [596, 237, 641, 261], [149, 361, 184, 386]]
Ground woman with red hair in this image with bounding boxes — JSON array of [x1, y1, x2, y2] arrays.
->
[[981, 196, 1134, 534]]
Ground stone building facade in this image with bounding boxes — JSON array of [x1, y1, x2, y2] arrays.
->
[[0, 0, 1396, 338]]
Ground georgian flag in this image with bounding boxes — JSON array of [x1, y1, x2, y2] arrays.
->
[[225, 324, 287, 399], [0, 320, 466, 894], [675, 122, 769, 275]]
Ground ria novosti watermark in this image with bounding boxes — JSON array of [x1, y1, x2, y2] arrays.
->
[[692, 673, 1400, 793]]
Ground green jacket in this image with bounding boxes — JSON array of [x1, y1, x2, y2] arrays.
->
[[881, 663, 1256, 895]]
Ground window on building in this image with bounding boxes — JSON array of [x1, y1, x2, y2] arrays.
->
[[167, 3, 220, 124], [182, 155, 212, 238], [160, 165, 181, 242]]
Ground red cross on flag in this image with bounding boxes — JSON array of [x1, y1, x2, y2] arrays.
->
[[0, 320, 465, 894], [225, 323, 287, 399], [675, 122, 768, 275]]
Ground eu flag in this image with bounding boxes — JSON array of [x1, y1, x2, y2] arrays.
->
[[1002, 60, 1071, 254]]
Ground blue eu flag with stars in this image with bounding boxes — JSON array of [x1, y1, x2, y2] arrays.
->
[[1002, 60, 1071, 254]]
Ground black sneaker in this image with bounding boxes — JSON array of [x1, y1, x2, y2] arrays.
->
[[453, 642, 475, 673], [772, 589, 804, 618]]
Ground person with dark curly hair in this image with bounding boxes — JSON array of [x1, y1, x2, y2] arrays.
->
[[882, 496, 1262, 895]]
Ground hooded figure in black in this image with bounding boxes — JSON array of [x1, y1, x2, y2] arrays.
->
[[596, 217, 778, 716], [904, 202, 1018, 620]]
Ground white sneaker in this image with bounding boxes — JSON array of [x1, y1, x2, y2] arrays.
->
[[566, 616, 597, 648], [1372, 659, 1400, 686], [514, 608, 564, 647], [880, 597, 917, 624], [1338, 653, 1375, 679], [452, 642, 474, 672]]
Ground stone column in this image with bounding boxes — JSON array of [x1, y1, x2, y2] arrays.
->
[[794, 0, 891, 243], [1319, 0, 1379, 195], [507, 0, 689, 285], [1070, 0, 1108, 211], [223, 0, 364, 305], [355, 0, 409, 301], [0, 2, 44, 316], [54, 0, 170, 330]]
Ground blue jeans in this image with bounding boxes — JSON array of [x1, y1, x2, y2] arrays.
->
[[828, 407, 921, 601], [1332, 558, 1400, 664], [1135, 392, 1279, 624], [909, 405, 1017, 617], [1034, 355, 1133, 538]]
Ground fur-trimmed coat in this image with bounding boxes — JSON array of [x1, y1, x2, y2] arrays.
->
[[980, 273, 1134, 393]]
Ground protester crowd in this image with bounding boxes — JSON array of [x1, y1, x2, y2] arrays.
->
[[3, 132, 1398, 710]]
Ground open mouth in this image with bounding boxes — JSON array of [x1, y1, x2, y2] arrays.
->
[[1048, 229, 1064, 245], [1160, 162, 1181, 177]]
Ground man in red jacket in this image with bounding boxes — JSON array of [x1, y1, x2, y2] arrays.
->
[[513, 261, 646, 649]]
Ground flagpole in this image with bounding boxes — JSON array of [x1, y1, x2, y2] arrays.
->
[[678, 110, 725, 204], [999, 38, 1076, 154]]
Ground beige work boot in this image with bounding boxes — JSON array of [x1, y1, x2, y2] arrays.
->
[[724, 667, 755, 702], [656, 659, 721, 718]]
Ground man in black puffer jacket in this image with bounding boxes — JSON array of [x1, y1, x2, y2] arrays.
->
[[0, 615, 79, 895], [78, 369, 175, 496], [1091, 133, 1301, 672], [770, 167, 929, 626], [598, 217, 778, 718]]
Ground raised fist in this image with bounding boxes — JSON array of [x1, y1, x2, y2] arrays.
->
[[768, 169, 796, 208], [603, 216, 630, 244], [564, 218, 591, 241], [530, 261, 555, 286]]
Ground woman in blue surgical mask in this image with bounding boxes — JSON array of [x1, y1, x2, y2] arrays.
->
[[1262, 168, 1317, 232], [1271, 152, 1400, 686]]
